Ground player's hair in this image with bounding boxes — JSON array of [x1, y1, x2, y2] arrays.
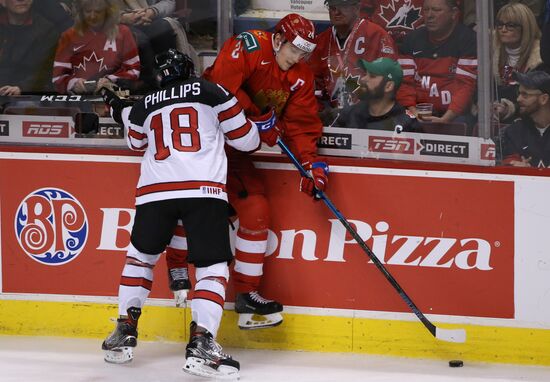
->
[[73, 0, 120, 40]]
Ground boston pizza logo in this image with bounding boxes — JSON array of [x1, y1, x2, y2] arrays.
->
[[15, 188, 88, 265]]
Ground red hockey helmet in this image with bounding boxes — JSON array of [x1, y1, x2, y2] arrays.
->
[[274, 13, 317, 53]]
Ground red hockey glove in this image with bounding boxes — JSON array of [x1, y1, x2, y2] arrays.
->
[[300, 161, 329, 199], [248, 108, 280, 147]]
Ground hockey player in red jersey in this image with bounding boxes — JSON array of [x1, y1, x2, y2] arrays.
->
[[100, 49, 269, 379], [165, 13, 328, 330], [308, 0, 398, 112]]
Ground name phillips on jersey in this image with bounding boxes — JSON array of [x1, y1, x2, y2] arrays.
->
[[144, 82, 201, 109]]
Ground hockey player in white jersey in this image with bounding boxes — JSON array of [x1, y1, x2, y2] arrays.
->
[[101, 49, 274, 379]]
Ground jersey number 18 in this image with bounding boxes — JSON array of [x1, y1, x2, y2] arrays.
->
[[150, 107, 201, 160]]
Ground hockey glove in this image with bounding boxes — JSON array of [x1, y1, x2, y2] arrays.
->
[[249, 108, 280, 147], [99, 87, 132, 124], [300, 161, 329, 199]]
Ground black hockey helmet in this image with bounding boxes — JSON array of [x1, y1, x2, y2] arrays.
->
[[154, 49, 195, 87]]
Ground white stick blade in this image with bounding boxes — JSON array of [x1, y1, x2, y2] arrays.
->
[[435, 327, 466, 343]]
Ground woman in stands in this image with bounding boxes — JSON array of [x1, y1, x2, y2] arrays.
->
[[52, 0, 140, 95], [493, 2, 543, 123]]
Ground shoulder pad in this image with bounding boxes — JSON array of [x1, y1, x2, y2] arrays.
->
[[236, 31, 261, 53]]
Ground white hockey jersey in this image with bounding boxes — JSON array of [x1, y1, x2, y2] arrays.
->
[[120, 77, 260, 205]]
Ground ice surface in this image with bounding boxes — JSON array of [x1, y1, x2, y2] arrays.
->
[[0, 336, 549, 382]]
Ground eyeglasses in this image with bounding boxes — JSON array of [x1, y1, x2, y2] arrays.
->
[[496, 21, 522, 30]]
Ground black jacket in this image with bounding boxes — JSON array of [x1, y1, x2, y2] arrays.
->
[[502, 116, 550, 168], [336, 100, 420, 132], [0, 10, 59, 92], [32, 0, 73, 34], [541, 21, 550, 72]]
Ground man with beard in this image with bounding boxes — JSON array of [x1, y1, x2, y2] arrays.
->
[[337, 57, 419, 131], [502, 70, 550, 168], [308, 0, 397, 112]]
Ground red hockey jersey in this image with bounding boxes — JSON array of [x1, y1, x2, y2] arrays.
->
[[52, 25, 140, 93], [397, 24, 477, 115], [308, 18, 397, 108], [361, 0, 425, 43], [203, 30, 322, 163]]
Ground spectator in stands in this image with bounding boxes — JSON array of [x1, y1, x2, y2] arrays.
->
[[397, 0, 477, 124], [120, 0, 180, 87], [52, 0, 140, 95], [308, 0, 397, 113], [360, 0, 425, 45], [493, 3, 543, 123], [32, 0, 73, 34], [0, 0, 59, 95], [337, 57, 420, 131], [502, 70, 550, 167]]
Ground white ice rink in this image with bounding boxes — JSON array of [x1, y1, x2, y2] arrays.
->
[[1, 336, 549, 382]]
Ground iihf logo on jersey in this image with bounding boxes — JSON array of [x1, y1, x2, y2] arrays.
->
[[15, 188, 88, 266]]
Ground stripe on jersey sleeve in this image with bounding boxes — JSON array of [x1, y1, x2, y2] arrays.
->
[[127, 126, 148, 150], [225, 120, 253, 140], [216, 97, 253, 140], [217, 101, 243, 123]]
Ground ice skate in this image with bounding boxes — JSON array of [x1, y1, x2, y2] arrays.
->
[[183, 325, 240, 380], [168, 267, 191, 307], [102, 307, 141, 364], [235, 291, 283, 330]]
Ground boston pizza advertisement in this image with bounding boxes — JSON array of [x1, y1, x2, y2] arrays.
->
[[0, 153, 514, 319]]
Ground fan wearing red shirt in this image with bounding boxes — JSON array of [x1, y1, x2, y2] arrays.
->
[[52, 0, 140, 94], [308, 0, 398, 110]]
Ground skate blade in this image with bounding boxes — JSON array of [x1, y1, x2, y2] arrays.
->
[[173, 289, 189, 307], [103, 347, 134, 364], [238, 313, 283, 330], [183, 357, 240, 380]]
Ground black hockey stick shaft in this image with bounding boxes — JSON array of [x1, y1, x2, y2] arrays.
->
[[277, 138, 465, 342]]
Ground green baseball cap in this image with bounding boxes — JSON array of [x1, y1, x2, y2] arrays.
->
[[358, 58, 403, 89]]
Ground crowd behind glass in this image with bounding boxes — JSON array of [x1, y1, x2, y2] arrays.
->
[[0, 0, 549, 167]]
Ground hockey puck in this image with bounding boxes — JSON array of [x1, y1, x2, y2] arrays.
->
[[448, 360, 464, 368]]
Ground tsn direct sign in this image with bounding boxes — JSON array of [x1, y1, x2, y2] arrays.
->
[[0, 157, 514, 318], [369, 136, 415, 154], [22, 121, 70, 138]]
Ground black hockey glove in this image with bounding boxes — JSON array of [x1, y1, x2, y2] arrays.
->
[[99, 87, 132, 124]]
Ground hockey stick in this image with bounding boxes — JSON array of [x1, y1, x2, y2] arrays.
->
[[277, 138, 466, 343]]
